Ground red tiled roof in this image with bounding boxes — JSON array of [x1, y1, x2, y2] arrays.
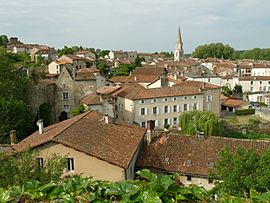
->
[[239, 76, 270, 81], [13, 111, 146, 169], [125, 67, 165, 83], [173, 81, 221, 89], [221, 98, 246, 108], [75, 68, 96, 81], [116, 84, 203, 100], [109, 76, 129, 83], [81, 94, 101, 105], [96, 85, 122, 95], [137, 134, 270, 177]]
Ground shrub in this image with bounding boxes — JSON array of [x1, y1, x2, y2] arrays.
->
[[235, 108, 255, 116]]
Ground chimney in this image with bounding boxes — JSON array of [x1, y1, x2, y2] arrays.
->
[[10, 130, 17, 145], [146, 120, 155, 145], [104, 114, 109, 124], [36, 119, 44, 134]]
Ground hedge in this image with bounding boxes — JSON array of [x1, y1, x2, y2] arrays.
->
[[235, 108, 255, 116]]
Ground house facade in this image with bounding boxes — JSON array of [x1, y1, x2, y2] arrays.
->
[[12, 111, 146, 181]]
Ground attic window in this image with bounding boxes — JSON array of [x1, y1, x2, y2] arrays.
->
[[187, 175, 192, 181], [208, 162, 214, 169], [186, 159, 192, 166]]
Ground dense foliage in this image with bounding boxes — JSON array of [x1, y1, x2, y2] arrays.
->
[[0, 169, 208, 202], [179, 111, 223, 136], [71, 104, 86, 117], [192, 43, 234, 59], [0, 47, 33, 143], [192, 43, 270, 60], [221, 86, 232, 97], [213, 148, 270, 197], [0, 149, 67, 188], [235, 108, 255, 116]]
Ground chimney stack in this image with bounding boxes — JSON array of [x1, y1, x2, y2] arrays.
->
[[36, 119, 44, 134], [104, 114, 109, 124], [146, 120, 155, 145], [10, 130, 17, 145]]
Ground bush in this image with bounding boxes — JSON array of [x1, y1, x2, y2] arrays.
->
[[235, 108, 255, 116]]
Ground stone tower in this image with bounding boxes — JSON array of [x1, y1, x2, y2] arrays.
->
[[174, 27, 184, 61]]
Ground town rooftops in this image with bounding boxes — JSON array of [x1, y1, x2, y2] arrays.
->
[[96, 85, 122, 95], [12, 111, 146, 169], [108, 76, 129, 83], [221, 98, 247, 108], [137, 134, 270, 177], [64, 54, 85, 60], [56, 60, 71, 65], [125, 67, 165, 83], [173, 80, 220, 89]]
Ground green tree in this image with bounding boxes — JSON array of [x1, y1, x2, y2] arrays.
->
[[192, 43, 234, 59], [71, 104, 86, 117], [0, 149, 67, 187], [233, 84, 243, 94], [0, 35, 8, 47], [221, 86, 232, 97], [58, 46, 74, 56], [179, 111, 222, 136], [97, 60, 110, 76], [37, 102, 52, 127], [213, 148, 270, 197]]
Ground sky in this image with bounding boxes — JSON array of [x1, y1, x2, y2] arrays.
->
[[1, 0, 270, 53]]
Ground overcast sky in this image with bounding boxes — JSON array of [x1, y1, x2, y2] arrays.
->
[[1, 0, 270, 53]]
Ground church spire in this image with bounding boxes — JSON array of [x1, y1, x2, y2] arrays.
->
[[174, 26, 184, 61]]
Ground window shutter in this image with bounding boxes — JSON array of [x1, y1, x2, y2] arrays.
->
[[168, 106, 170, 113], [145, 108, 148, 115], [157, 107, 159, 114]]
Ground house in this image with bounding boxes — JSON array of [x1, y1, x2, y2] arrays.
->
[[76, 50, 96, 67], [108, 75, 129, 85], [137, 133, 270, 190], [12, 111, 147, 181], [81, 85, 122, 117], [109, 50, 138, 62], [30, 46, 57, 62], [115, 81, 220, 129], [220, 94, 247, 112]]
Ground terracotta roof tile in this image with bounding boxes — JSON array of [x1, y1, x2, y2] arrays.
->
[[96, 85, 122, 95], [75, 68, 96, 81], [239, 76, 270, 81], [13, 111, 146, 169], [221, 98, 247, 108], [125, 67, 165, 83], [109, 76, 129, 83], [137, 135, 270, 177]]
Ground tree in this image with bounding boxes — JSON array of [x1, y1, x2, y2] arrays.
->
[[192, 43, 234, 59], [71, 104, 86, 117], [36, 102, 52, 127], [0, 149, 67, 187], [58, 46, 74, 56], [221, 86, 232, 97], [0, 35, 8, 47], [233, 84, 243, 94], [179, 111, 222, 136], [213, 148, 270, 197], [134, 56, 145, 67], [97, 60, 110, 76]]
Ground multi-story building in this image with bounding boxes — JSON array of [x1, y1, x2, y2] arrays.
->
[[116, 81, 220, 129]]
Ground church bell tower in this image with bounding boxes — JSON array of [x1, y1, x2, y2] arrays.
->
[[174, 27, 184, 61]]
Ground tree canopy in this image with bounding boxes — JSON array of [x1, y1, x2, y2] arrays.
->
[[213, 147, 270, 197], [192, 43, 234, 59], [179, 111, 223, 136]]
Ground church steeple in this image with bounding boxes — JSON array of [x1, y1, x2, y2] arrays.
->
[[174, 26, 184, 61]]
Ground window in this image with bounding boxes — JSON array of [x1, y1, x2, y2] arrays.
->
[[64, 105, 69, 113], [260, 81, 262, 85], [37, 158, 44, 167], [163, 98, 168, 102], [173, 117, 177, 125], [164, 118, 169, 125], [172, 97, 177, 101], [63, 92, 69, 100], [259, 86, 262, 91], [139, 100, 145, 104], [250, 87, 253, 92], [264, 86, 267, 92], [208, 78, 211, 83], [192, 95, 197, 100], [141, 122, 146, 128], [183, 104, 188, 111], [193, 103, 198, 110], [140, 108, 146, 115], [183, 96, 188, 100], [164, 106, 169, 113], [67, 158, 74, 171], [268, 81, 270, 84], [173, 105, 177, 112], [152, 107, 158, 115], [206, 95, 212, 102], [187, 175, 192, 181], [151, 98, 157, 103], [268, 86, 270, 92], [251, 81, 253, 85]]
